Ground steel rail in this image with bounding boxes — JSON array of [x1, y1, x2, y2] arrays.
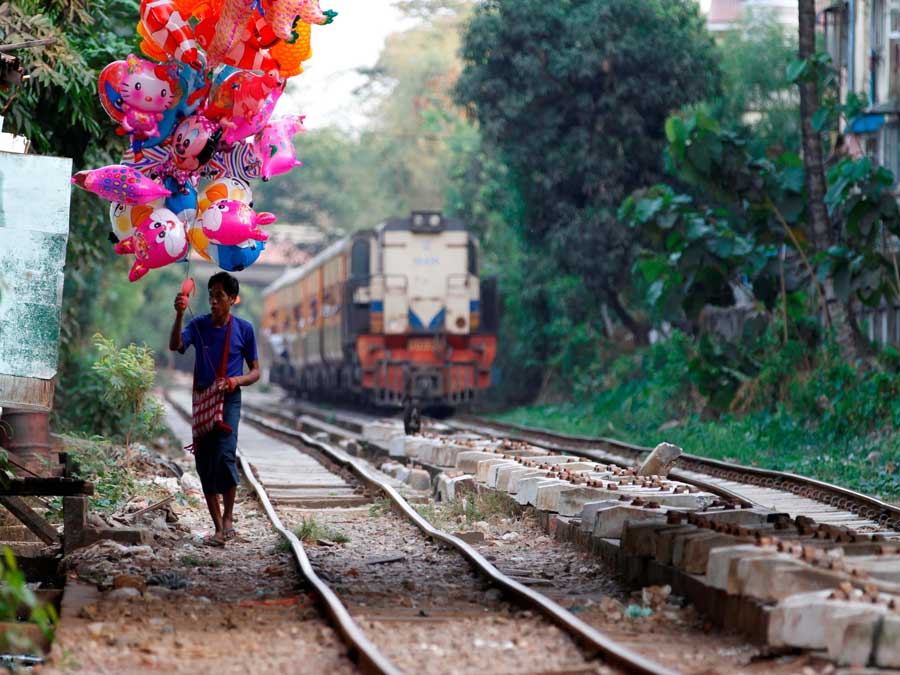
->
[[243, 410, 676, 675], [165, 394, 401, 675], [456, 416, 900, 531]]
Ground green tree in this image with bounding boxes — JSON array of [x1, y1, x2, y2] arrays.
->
[[455, 0, 721, 344], [709, 13, 800, 151]]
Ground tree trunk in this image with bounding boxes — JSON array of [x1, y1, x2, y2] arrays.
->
[[603, 285, 650, 346], [798, 0, 831, 252]]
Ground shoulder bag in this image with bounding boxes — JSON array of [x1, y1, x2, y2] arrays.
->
[[191, 315, 234, 440]]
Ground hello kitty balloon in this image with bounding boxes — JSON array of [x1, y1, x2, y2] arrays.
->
[[114, 207, 189, 282], [98, 55, 181, 144]]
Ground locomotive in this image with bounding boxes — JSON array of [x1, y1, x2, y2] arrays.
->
[[261, 211, 498, 414]]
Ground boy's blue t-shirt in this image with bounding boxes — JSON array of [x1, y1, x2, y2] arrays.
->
[[180, 314, 258, 390]]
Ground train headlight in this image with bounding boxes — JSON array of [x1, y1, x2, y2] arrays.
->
[[428, 214, 441, 227]]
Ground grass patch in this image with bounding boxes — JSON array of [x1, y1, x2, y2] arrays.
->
[[276, 517, 350, 552], [447, 491, 520, 524], [415, 492, 521, 531], [413, 503, 454, 530], [495, 335, 900, 501], [368, 497, 392, 518]]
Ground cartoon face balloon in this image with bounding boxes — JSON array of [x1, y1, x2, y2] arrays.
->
[[99, 55, 180, 140], [253, 115, 306, 180], [114, 207, 189, 281], [170, 114, 222, 172], [200, 199, 275, 246], [198, 176, 253, 213], [108, 201, 160, 242]]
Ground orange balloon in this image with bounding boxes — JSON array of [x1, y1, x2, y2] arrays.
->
[[271, 22, 311, 77], [137, 21, 170, 62]]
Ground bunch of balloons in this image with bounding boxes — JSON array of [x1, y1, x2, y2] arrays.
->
[[71, 0, 335, 281]]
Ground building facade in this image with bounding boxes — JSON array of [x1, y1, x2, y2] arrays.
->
[[706, 0, 800, 33], [823, 0, 900, 176]]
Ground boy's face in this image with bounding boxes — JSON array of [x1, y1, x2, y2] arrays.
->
[[208, 282, 235, 321]]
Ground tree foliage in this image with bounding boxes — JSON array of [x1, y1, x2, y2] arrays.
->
[[454, 0, 721, 341], [707, 12, 800, 151]]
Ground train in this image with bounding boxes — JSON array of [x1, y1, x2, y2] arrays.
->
[[260, 211, 498, 415]]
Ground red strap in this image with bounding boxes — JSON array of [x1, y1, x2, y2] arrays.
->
[[217, 315, 233, 379]]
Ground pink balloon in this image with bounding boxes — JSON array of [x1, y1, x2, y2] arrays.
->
[[71, 165, 172, 205], [252, 114, 306, 180], [114, 207, 189, 282], [204, 69, 285, 145], [200, 199, 276, 246]]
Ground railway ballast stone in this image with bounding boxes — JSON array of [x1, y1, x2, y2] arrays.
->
[[338, 439, 361, 456], [404, 468, 431, 492], [637, 442, 683, 477]]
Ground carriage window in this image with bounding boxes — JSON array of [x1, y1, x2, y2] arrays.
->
[[351, 239, 370, 279], [467, 238, 478, 276]]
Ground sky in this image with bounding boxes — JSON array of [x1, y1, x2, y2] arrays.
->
[[274, 0, 417, 131], [276, 0, 714, 131]]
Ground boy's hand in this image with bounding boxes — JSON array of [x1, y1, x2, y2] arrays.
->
[[214, 378, 238, 392], [174, 294, 189, 313]]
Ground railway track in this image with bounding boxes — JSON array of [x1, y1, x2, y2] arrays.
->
[[263, 397, 900, 538], [253, 395, 900, 669], [453, 416, 900, 539], [167, 390, 671, 675]]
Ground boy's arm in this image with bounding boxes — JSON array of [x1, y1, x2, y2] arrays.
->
[[169, 294, 188, 352], [227, 360, 261, 389]]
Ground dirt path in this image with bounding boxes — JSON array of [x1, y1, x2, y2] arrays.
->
[[43, 403, 356, 675]]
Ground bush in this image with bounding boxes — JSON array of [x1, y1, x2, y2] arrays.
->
[[53, 334, 163, 446], [0, 547, 57, 648]]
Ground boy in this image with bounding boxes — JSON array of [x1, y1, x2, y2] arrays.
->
[[170, 272, 260, 546]]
